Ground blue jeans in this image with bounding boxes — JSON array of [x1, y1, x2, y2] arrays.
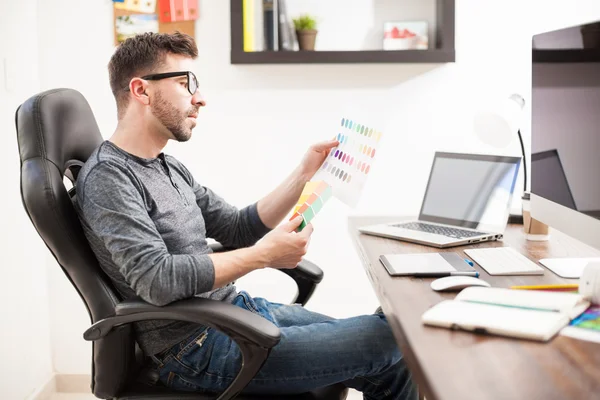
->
[[149, 291, 418, 399]]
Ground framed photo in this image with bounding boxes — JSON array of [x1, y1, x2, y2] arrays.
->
[[383, 21, 428, 50], [115, 14, 159, 44]]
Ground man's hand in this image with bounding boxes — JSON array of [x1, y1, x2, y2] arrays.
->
[[255, 216, 314, 269], [299, 139, 340, 179]]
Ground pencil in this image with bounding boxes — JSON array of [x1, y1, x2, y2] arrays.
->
[[510, 284, 579, 290]]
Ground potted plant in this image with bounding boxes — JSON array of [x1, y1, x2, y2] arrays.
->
[[293, 14, 318, 51]]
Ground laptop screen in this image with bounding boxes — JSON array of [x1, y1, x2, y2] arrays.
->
[[419, 152, 521, 232], [531, 150, 577, 210]]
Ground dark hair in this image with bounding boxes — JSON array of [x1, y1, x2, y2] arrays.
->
[[108, 32, 198, 118]]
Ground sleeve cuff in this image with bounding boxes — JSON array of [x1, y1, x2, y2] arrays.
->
[[247, 202, 272, 239], [193, 254, 216, 295]]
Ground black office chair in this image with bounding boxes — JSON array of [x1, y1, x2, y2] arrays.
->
[[16, 88, 348, 400]]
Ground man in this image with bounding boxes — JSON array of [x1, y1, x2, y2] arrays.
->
[[75, 32, 417, 399]]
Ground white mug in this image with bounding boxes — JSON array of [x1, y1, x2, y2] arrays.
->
[[580, 261, 600, 304]]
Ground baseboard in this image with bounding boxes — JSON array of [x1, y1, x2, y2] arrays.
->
[[28, 374, 92, 399], [56, 374, 92, 393], [27, 374, 56, 400]]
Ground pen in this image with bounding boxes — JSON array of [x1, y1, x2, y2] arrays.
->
[[510, 284, 579, 290], [414, 271, 479, 277], [451, 271, 480, 277]]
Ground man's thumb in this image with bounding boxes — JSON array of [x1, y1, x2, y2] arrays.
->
[[283, 215, 304, 231]]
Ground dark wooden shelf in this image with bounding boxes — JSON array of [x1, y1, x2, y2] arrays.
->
[[231, 49, 455, 64], [230, 0, 455, 65], [533, 49, 600, 63]]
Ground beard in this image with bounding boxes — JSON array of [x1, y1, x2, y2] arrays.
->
[[151, 90, 198, 142]]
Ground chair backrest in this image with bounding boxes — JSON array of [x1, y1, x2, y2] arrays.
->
[[16, 88, 136, 398]]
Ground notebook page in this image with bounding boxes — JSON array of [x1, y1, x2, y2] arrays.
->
[[456, 287, 588, 315]]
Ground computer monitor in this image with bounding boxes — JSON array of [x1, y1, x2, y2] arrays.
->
[[531, 20, 600, 250]]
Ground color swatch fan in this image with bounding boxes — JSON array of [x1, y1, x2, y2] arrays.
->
[[290, 181, 333, 231], [312, 117, 383, 207]]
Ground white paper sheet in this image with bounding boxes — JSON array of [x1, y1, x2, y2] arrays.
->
[[312, 116, 383, 207]]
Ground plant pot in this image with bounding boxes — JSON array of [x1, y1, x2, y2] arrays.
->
[[296, 29, 317, 51], [581, 23, 600, 48]]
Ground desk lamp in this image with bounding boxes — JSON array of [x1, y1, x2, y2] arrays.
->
[[473, 94, 527, 223], [473, 93, 527, 192]]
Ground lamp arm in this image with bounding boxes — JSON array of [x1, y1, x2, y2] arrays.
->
[[517, 129, 528, 193]]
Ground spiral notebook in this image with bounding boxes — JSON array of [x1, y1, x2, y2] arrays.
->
[[422, 287, 590, 341]]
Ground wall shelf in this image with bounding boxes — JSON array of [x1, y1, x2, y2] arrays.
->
[[230, 0, 455, 64], [231, 49, 455, 64]]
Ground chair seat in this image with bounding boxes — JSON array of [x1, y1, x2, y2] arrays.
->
[[116, 381, 348, 400]]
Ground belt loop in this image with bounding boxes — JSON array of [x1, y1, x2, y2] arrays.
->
[[149, 354, 164, 368]]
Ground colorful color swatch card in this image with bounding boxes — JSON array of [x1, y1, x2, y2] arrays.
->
[[115, 0, 157, 13], [561, 305, 600, 343], [158, 0, 199, 22], [290, 181, 333, 231], [312, 117, 383, 207]]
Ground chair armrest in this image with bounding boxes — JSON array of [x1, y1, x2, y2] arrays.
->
[[209, 242, 323, 305], [283, 258, 324, 284], [280, 259, 323, 305], [84, 297, 279, 347], [208, 241, 227, 253], [83, 297, 280, 400]]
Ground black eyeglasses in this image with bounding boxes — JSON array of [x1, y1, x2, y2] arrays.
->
[[126, 71, 199, 95]]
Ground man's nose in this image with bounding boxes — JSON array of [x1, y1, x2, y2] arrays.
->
[[193, 91, 206, 107]]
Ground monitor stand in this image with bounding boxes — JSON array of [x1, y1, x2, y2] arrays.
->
[[539, 257, 600, 279]]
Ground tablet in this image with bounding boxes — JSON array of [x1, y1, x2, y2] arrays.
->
[[379, 252, 478, 277]]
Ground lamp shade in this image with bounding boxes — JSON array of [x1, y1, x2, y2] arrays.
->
[[473, 94, 525, 148]]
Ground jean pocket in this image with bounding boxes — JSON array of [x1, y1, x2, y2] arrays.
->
[[172, 328, 213, 376]]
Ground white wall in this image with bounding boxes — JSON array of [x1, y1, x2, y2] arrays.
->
[[0, 0, 54, 398], [15, 0, 600, 380]]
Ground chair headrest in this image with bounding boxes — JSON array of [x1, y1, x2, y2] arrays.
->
[[16, 88, 103, 179]]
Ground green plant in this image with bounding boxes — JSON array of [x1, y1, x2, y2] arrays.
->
[[293, 14, 317, 31]]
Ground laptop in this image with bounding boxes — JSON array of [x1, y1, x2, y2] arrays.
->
[[359, 152, 522, 248], [531, 149, 577, 210]]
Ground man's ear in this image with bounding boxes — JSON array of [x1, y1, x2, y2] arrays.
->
[[129, 78, 150, 105]]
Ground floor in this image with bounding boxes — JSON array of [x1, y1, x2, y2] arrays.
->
[[50, 389, 363, 399]]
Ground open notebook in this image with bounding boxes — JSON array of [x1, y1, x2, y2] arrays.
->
[[422, 287, 590, 341]]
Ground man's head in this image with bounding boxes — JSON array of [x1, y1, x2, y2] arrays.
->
[[108, 32, 205, 142]]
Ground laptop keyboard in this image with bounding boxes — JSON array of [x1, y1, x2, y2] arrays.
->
[[391, 222, 485, 239]]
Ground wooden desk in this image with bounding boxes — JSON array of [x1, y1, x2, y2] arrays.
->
[[348, 216, 600, 400]]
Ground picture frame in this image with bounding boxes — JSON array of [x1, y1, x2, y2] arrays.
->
[[383, 21, 428, 51]]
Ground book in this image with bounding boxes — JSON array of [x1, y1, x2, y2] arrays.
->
[[277, 0, 296, 51], [243, 0, 254, 51], [253, 0, 264, 51], [422, 287, 590, 341], [262, 0, 278, 50]]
